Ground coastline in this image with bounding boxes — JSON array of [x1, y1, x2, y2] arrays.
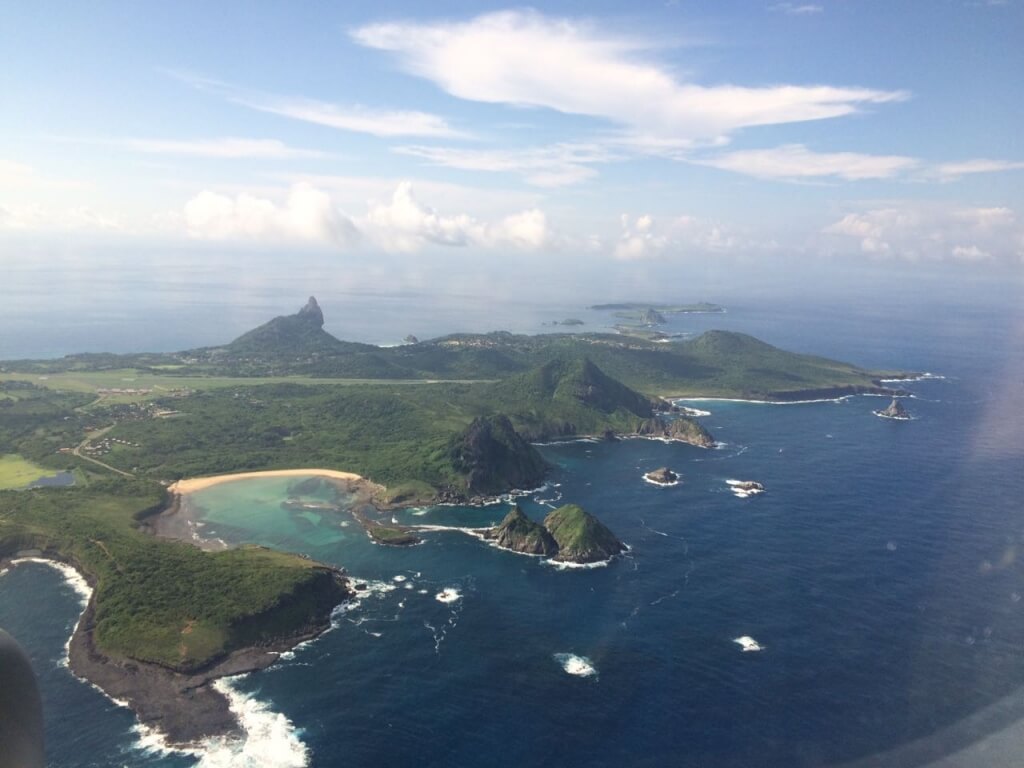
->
[[3, 552, 348, 750], [153, 468, 382, 548], [168, 467, 365, 495]]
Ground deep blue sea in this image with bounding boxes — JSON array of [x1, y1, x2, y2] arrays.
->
[[3, 291, 1024, 767]]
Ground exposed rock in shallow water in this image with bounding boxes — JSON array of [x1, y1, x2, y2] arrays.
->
[[644, 467, 679, 485], [876, 398, 911, 420]]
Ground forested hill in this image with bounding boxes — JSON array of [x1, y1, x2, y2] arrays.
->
[[2, 298, 907, 400]]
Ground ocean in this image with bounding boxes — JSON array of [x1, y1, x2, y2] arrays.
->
[[2, 284, 1024, 767]]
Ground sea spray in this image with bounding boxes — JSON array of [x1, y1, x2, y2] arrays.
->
[[190, 677, 309, 768]]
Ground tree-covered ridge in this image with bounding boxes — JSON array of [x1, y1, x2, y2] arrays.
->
[[3, 298, 905, 401], [71, 358, 707, 502], [0, 480, 346, 671]]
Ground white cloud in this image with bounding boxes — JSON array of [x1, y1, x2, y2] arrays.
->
[[394, 143, 615, 187], [175, 73, 468, 139], [823, 203, 1023, 262], [951, 244, 991, 261], [238, 97, 471, 139], [768, 3, 824, 14], [181, 181, 548, 253], [614, 213, 742, 260], [693, 144, 918, 180], [934, 158, 1024, 180], [183, 183, 358, 245], [362, 181, 548, 251], [122, 137, 328, 159], [352, 9, 907, 143]]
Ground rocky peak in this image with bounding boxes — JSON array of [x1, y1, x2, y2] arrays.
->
[[298, 296, 324, 328], [881, 398, 909, 418]]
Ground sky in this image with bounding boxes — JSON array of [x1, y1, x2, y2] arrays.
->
[[1, 0, 1022, 296]]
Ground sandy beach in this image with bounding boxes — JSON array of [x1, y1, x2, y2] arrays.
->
[[168, 468, 365, 495]]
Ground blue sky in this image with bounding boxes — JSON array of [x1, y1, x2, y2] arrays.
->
[[1, 1, 1022, 275]]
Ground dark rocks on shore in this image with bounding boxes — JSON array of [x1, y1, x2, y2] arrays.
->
[[644, 467, 679, 485], [68, 568, 351, 747], [635, 416, 715, 448]]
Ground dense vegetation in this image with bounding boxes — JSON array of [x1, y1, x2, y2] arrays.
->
[[3, 299, 901, 400], [543, 504, 626, 564], [0, 299, 906, 672], [0, 480, 345, 670]]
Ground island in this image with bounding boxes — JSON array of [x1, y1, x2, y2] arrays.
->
[[644, 467, 680, 486], [0, 296, 912, 746], [485, 505, 558, 556], [874, 398, 912, 420], [483, 503, 624, 564], [543, 504, 626, 564]]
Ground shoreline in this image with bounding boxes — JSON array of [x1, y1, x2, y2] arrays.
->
[[153, 468, 383, 548], [3, 552, 346, 751], [168, 467, 366, 495]]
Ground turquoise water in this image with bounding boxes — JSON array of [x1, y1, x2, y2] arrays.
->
[[2, 297, 1024, 767]]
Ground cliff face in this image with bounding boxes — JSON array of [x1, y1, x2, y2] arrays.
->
[[543, 504, 626, 564], [490, 505, 559, 556], [635, 416, 715, 447], [226, 567, 350, 656], [450, 415, 548, 495]]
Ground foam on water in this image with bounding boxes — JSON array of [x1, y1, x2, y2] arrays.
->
[[11, 558, 92, 668], [544, 557, 612, 571], [725, 480, 765, 499], [642, 474, 681, 488], [435, 587, 462, 604], [554, 653, 598, 677], [188, 677, 308, 767], [733, 636, 763, 652]]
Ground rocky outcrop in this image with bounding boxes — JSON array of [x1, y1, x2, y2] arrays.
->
[[635, 416, 715, 447], [404, 335, 419, 344], [297, 296, 324, 327], [450, 415, 548, 495], [544, 504, 626, 564], [488, 505, 558, 556], [644, 467, 679, 485], [639, 308, 667, 325], [876, 398, 911, 420]]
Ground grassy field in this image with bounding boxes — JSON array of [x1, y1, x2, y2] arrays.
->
[[0, 369, 494, 398], [0, 454, 59, 490]]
